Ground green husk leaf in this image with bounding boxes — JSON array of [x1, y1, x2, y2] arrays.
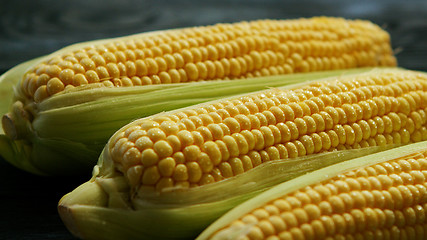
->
[[59, 144, 395, 240], [33, 68, 372, 144], [0, 133, 98, 175], [0, 135, 44, 175], [197, 141, 427, 240], [129, 144, 395, 206]]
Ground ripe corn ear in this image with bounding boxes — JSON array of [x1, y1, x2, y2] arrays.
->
[[198, 141, 427, 240], [0, 17, 397, 175], [58, 69, 426, 240], [104, 68, 427, 193], [17, 17, 396, 103]]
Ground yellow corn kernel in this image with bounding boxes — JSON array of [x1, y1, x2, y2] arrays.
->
[[207, 149, 427, 240], [22, 17, 396, 102], [108, 69, 427, 194]]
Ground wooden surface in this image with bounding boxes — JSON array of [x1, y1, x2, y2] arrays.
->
[[0, 0, 426, 239]]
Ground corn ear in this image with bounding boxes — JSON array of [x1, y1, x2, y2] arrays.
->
[[58, 144, 394, 240], [98, 68, 427, 193], [197, 140, 427, 240]]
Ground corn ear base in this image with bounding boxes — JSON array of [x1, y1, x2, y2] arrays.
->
[[0, 29, 174, 172], [58, 144, 394, 240], [197, 140, 427, 240], [1, 67, 374, 175], [0, 57, 44, 134]]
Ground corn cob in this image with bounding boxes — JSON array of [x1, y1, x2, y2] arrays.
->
[[106, 68, 427, 193], [198, 141, 427, 240], [18, 17, 395, 103], [0, 17, 397, 175], [58, 69, 427, 240]]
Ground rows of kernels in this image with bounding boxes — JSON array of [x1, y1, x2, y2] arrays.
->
[[209, 151, 427, 239], [109, 70, 427, 193], [21, 17, 396, 102]]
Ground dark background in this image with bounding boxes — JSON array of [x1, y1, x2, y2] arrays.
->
[[0, 0, 426, 239]]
